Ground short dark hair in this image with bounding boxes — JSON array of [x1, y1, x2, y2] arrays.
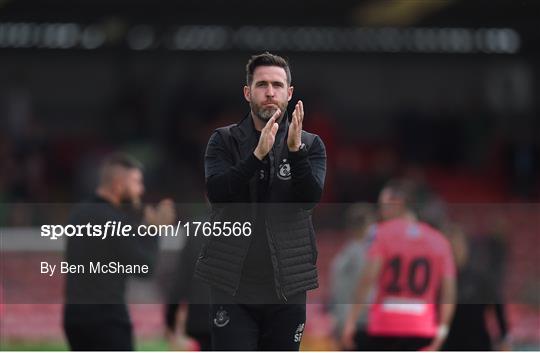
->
[[102, 152, 143, 171], [383, 178, 418, 211], [246, 52, 291, 86], [99, 152, 143, 184]]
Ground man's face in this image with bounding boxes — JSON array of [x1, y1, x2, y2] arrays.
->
[[378, 188, 405, 221], [119, 168, 145, 205], [244, 65, 293, 121]]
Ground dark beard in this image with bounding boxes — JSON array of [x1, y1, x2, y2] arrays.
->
[[251, 101, 287, 122]]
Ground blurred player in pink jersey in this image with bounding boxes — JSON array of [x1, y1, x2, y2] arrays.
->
[[342, 179, 457, 351]]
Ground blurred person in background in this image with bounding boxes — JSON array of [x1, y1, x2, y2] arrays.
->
[[195, 52, 326, 350], [342, 179, 456, 351], [63, 153, 175, 351], [442, 224, 511, 351], [328, 203, 376, 350], [165, 235, 211, 351]]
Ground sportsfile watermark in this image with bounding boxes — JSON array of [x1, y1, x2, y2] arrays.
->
[[40, 221, 252, 240], [2, 202, 539, 305]]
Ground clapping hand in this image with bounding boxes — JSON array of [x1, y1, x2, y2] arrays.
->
[[288, 100, 304, 152]]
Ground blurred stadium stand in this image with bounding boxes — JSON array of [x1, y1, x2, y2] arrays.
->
[[1, 0, 539, 350], [1, 1, 539, 205]]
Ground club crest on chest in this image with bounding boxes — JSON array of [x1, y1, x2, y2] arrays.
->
[[277, 159, 291, 180]]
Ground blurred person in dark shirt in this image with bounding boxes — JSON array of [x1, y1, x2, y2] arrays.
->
[[442, 224, 511, 351], [63, 153, 175, 351]]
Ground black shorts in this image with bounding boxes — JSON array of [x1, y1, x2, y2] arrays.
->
[[210, 287, 307, 351], [358, 334, 432, 351]]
